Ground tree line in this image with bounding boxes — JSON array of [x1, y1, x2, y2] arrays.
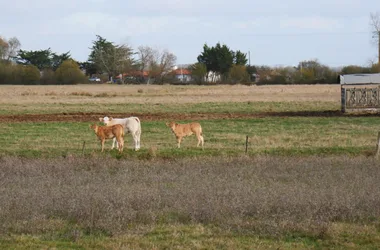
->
[[0, 28, 380, 85]]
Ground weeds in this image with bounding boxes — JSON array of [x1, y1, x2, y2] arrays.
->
[[1, 155, 380, 239], [70, 91, 93, 96]]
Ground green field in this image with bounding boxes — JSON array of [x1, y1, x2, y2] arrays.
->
[[2, 84, 380, 249]]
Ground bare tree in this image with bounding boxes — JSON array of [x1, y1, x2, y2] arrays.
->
[[154, 49, 177, 83], [136, 46, 177, 84], [0, 36, 21, 62], [137, 46, 155, 73], [0, 37, 9, 60], [6, 37, 21, 61], [370, 12, 380, 65], [89, 35, 135, 81], [159, 49, 177, 75]]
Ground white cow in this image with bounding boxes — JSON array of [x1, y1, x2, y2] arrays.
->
[[99, 116, 141, 151]]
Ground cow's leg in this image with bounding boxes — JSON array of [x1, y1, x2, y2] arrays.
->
[[135, 129, 141, 150], [132, 132, 140, 151], [101, 139, 105, 152], [112, 138, 118, 149], [199, 135, 204, 150], [176, 136, 182, 148], [117, 137, 124, 152]]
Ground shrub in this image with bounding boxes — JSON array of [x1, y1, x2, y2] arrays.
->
[[0, 63, 40, 85], [229, 65, 249, 84], [40, 69, 56, 85], [20, 65, 40, 85], [55, 59, 87, 85]]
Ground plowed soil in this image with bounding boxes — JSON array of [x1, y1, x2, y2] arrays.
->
[[1, 110, 379, 123]]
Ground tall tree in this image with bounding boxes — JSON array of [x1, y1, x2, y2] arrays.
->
[[51, 51, 71, 71], [88, 35, 135, 80], [135, 46, 176, 83], [16, 49, 52, 70], [79, 61, 97, 76], [234, 50, 248, 65], [197, 42, 236, 80], [137, 46, 155, 73], [16, 48, 71, 70], [370, 12, 380, 65], [156, 49, 177, 82]]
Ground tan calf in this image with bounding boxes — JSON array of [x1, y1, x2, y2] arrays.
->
[[166, 121, 204, 149], [90, 124, 124, 152]]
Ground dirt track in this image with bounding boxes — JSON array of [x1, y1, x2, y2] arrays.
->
[[1, 110, 379, 123]]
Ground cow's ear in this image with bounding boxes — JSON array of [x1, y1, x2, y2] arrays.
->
[[109, 117, 113, 121], [99, 118, 103, 122]]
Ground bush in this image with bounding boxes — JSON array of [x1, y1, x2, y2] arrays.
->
[[20, 65, 40, 85], [0, 62, 11, 84], [40, 69, 56, 85], [229, 65, 249, 84], [55, 59, 87, 85], [341, 65, 371, 74], [0, 63, 40, 85], [371, 63, 380, 73]]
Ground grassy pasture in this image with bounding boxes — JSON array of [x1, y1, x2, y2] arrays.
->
[[1, 116, 379, 158], [2, 84, 380, 249]]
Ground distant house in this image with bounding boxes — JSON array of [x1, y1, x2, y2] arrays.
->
[[171, 68, 192, 82], [205, 71, 221, 83]]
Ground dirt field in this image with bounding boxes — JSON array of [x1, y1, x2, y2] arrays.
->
[[0, 84, 340, 104], [1, 110, 373, 123], [0, 84, 352, 123]]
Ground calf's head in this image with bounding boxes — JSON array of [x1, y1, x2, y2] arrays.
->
[[89, 123, 98, 132], [166, 121, 176, 130]]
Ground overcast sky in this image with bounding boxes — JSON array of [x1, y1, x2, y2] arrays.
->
[[0, 0, 379, 67]]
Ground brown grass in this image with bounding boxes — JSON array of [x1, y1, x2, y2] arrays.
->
[[1, 155, 380, 239], [0, 84, 340, 105]]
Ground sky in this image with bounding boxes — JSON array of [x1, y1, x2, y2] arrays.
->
[[0, 0, 379, 67]]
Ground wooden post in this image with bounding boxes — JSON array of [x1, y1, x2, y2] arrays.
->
[[245, 135, 248, 154], [376, 132, 380, 158], [341, 85, 346, 113], [82, 141, 86, 156]]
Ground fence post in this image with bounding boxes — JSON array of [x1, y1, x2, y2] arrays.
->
[[245, 135, 248, 154], [82, 141, 86, 156], [376, 132, 380, 158]]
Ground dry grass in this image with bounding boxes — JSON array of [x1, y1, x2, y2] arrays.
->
[[0, 84, 341, 105], [1, 155, 380, 242]]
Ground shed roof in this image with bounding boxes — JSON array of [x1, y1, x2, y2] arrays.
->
[[340, 73, 380, 85]]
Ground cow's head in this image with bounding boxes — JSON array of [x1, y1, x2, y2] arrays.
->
[[99, 116, 112, 124]]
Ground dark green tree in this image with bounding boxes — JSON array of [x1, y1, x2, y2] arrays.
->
[[234, 50, 248, 65], [88, 35, 135, 80], [51, 51, 71, 71], [197, 42, 235, 79], [16, 48, 71, 70], [79, 61, 97, 76]]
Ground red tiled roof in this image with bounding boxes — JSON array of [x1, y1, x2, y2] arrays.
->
[[172, 69, 191, 75]]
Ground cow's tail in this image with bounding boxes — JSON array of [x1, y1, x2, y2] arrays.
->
[[134, 117, 142, 134], [133, 117, 141, 124]]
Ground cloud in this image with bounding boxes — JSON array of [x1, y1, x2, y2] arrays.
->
[[280, 16, 343, 31]]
